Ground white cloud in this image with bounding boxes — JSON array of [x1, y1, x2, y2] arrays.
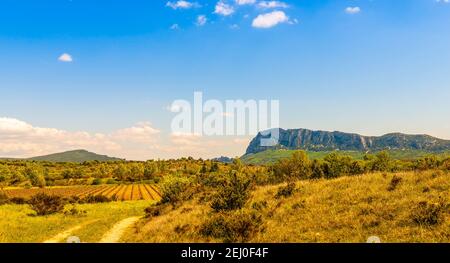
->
[[166, 1, 199, 9], [170, 24, 180, 30], [436, 0, 449, 3], [58, 53, 73, 62], [236, 0, 256, 5], [196, 15, 207, 26], [0, 117, 160, 159], [214, 1, 235, 16], [257, 1, 289, 9], [0, 118, 252, 160], [112, 122, 160, 144], [345, 7, 361, 14], [252, 11, 289, 28]]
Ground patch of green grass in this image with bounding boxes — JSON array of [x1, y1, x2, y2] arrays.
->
[[241, 149, 450, 165], [241, 150, 364, 165], [0, 201, 152, 243]]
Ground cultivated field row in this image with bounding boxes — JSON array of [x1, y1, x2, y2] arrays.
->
[[3, 184, 161, 201]]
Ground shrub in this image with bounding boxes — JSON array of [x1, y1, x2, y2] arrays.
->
[[310, 160, 325, 179], [387, 175, 402, 191], [369, 151, 393, 172], [272, 151, 311, 180], [144, 204, 167, 218], [174, 224, 191, 234], [414, 156, 440, 171], [200, 210, 263, 243], [9, 197, 27, 204], [159, 175, 194, 205], [64, 196, 81, 204], [106, 178, 117, 184], [411, 198, 448, 226], [323, 152, 353, 178], [441, 158, 450, 171], [0, 191, 8, 205], [25, 166, 46, 188], [92, 178, 102, 185], [82, 194, 115, 203], [275, 182, 296, 199], [28, 193, 65, 216], [251, 201, 267, 211], [349, 161, 366, 175], [63, 205, 87, 216], [211, 172, 251, 212]]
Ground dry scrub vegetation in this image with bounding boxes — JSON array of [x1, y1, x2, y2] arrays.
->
[[122, 170, 450, 243]]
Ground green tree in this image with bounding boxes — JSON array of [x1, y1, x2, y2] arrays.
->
[[130, 163, 144, 181], [24, 165, 46, 188], [144, 161, 159, 180], [273, 151, 311, 180], [369, 151, 392, 172], [211, 171, 251, 212], [323, 152, 353, 178], [310, 159, 325, 179]]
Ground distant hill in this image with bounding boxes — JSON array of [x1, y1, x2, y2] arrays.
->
[[246, 128, 450, 155], [211, 156, 234, 163], [27, 150, 123, 163]]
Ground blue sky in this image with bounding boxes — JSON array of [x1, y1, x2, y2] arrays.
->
[[0, 0, 450, 159]]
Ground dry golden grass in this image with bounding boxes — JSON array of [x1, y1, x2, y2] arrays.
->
[[122, 170, 450, 243]]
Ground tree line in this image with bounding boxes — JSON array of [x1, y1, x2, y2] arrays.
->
[[0, 151, 448, 188]]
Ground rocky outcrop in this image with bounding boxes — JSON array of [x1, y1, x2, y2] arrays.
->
[[245, 129, 450, 155]]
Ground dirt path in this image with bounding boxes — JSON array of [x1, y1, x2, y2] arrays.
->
[[43, 220, 97, 243], [98, 216, 140, 243]]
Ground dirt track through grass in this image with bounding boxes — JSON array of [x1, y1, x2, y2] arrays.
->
[[98, 216, 140, 243], [43, 220, 98, 243]]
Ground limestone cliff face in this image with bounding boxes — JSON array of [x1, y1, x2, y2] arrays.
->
[[245, 129, 450, 155]]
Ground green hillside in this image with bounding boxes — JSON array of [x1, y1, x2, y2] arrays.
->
[[241, 149, 450, 165], [27, 150, 123, 163]]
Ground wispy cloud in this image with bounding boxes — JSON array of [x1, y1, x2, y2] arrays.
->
[[236, 0, 256, 5], [345, 7, 361, 14], [166, 1, 200, 10], [214, 1, 235, 16], [257, 1, 289, 9], [196, 15, 207, 26], [58, 53, 73, 62], [252, 10, 289, 28]]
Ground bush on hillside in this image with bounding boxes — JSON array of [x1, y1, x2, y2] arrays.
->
[[441, 158, 450, 171], [275, 182, 296, 199], [211, 172, 251, 212], [413, 156, 440, 171], [144, 204, 168, 218], [368, 151, 393, 172], [323, 152, 353, 178], [411, 197, 448, 226], [310, 159, 325, 179], [200, 209, 263, 243], [387, 175, 402, 191], [272, 151, 311, 180], [159, 175, 194, 205]]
